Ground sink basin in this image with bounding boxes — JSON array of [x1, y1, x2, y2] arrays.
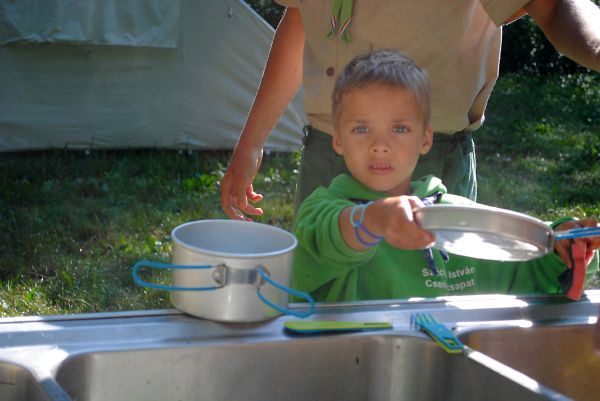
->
[[5, 296, 600, 401], [461, 322, 600, 401], [0, 362, 54, 401], [55, 334, 553, 401]]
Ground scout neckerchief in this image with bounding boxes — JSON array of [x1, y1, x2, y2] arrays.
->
[[327, 0, 353, 43]]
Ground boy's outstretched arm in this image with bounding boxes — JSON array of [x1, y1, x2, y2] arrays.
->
[[339, 196, 435, 251]]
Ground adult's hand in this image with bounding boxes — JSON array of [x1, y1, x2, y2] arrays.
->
[[221, 144, 264, 220]]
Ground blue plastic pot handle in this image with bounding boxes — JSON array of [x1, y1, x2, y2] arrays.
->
[[554, 226, 600, 241], [133, 261, 315, 318], [256, 266, 315, 318], [132, 260, 221, 291]]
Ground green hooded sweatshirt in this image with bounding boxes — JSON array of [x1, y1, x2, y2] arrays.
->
[[292, 174, 598, 302]]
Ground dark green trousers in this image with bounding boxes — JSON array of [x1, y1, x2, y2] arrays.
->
[[294, 125, 477, 210]]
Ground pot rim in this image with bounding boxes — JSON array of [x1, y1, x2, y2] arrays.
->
[[171, 219, 298, 259]]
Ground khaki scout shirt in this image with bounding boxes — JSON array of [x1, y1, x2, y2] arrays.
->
[[275, 0, 528, 134]]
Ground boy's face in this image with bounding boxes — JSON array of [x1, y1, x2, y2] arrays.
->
[[333, 84, 433, 196]]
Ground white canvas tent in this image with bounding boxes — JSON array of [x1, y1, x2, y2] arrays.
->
[[0, 0, 305, 152]]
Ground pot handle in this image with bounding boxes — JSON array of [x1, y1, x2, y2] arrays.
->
[[554, 226, 600, 240], [255, 266, 315, 318], [132, 260, 225, 291]]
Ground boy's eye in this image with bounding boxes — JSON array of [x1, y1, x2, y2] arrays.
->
[[352, 126, 369, 134], [393, 125, 408, 134]]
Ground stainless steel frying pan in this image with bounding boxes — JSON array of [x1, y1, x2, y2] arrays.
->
[[414, 204, 600, 261]]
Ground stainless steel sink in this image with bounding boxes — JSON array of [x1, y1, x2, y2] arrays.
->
[[0, 362, 54, 401], [55, 334, 553, 401], [3, 294, 600, 401], [461, 322, 600, 401]]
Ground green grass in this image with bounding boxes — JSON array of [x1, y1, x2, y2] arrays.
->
[[476, 73, 600, 219], [1, 71, 599, 316], [0, 150, 298, 316]]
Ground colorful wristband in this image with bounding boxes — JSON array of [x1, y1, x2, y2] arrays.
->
[[349, 202, 384, 247]]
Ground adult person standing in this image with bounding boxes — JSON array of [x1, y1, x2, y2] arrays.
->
[[221, 0, 600, 221]]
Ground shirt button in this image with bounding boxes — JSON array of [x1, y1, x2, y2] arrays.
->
[[326, 67, 335, 77]]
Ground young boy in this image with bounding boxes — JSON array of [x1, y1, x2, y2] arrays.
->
[[292, 49, 599, 303]]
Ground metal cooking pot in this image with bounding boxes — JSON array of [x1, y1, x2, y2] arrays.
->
[[415, 204, 600, 261], [132, 220, 314, 322]]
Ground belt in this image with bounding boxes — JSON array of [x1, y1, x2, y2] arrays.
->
[[433, 131, 473, 144]]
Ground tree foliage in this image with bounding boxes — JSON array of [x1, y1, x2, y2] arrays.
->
[[244, 0, 284, 28], [500, 15, 594, 76]]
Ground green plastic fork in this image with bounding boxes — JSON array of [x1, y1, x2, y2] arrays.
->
[[411, 313, 464, 354]]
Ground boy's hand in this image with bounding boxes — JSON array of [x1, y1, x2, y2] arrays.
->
[[554, 218, 599, 300], [554, 218, 600, 267], [340, 196, 435, 251], [374, 196, 436, 250]]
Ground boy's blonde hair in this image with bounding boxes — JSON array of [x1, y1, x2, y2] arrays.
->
[[332, 49, 431, 127]]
